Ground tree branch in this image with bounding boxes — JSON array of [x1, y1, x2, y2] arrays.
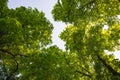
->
[[64, 55, 92, 78], [0, 49, 15, 58], [0, 49, 26, 80], [6, 58, 18, 80], [75, 70, 92, 78], [97, 54, 120, 76], [0, 49, 28, 57]]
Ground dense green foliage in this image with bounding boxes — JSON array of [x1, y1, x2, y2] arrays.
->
[[0, 0, 120, 80], [0, 0, 53, 79], [53, 0, 120, 79]]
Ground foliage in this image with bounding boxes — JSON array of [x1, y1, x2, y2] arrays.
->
[[18, 45, 81, 80], [0, 0, 53, 79], [52, 0, 120, 25], [0, 0, 120, 80], [53, 0, 120, 79], [60, 20, 120, 79]]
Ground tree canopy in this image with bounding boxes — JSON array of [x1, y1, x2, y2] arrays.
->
[[53, 0, 120, 79], [0, 0, 120, 80]]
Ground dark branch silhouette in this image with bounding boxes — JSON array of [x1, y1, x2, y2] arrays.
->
[[97, 54, 120, 76], [6, 58, 18, 80], [75, 70, 91, 78], [0, 49, 27, 80]]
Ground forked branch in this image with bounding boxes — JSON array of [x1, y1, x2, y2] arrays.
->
[[0, 49, 27, 80]]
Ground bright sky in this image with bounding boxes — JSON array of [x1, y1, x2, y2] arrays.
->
[[8, 0, 120, 59], [8, 0, 66, 50]]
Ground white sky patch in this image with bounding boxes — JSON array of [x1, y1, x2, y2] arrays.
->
[[103, 25, 109, 30], [118, 15, 120, 19], [0, 60, 2, 63], [105, 50, 120, 60], [114, 51, 120, 59], [15, 73, 22, 77], [104, 50, 113, 54]]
